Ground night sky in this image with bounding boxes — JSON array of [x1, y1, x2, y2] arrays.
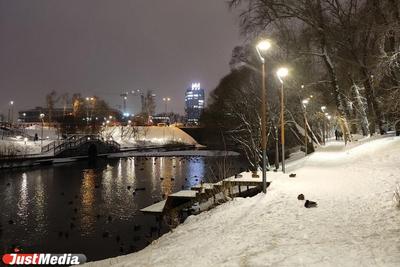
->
[[0, 0, 241, 116]]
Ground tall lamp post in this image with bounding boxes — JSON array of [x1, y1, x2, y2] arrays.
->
[[256, 39, 271, 194], [321, 106, 327, 145], [8, 101, 14, 125], [40, 113, 45, 146], [326, 114, 332, 139], [276, 67, 289, 173], [302, 98, 309, 155]]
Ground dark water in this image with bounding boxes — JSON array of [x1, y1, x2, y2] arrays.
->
[[0, 155, 246, 262]]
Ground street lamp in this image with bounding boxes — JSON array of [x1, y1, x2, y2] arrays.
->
[[256, 39, 271, 193], [8, 101, 14, 125], [276, 67, 289, 173], [302, 99, 309, 155], [321, 106, 327, 145], [40, 113, 45, 146]]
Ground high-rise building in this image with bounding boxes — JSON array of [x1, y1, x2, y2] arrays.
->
[[185, 83, 205, 125]]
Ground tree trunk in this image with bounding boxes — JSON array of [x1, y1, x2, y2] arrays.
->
[[352, 83, 370, 136], [361, 68, 385, 134]]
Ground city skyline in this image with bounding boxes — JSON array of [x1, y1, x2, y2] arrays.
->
[[0, 0, 242, 116]]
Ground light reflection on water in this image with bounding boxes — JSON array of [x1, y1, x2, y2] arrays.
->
[[0, 156, 246, 261]]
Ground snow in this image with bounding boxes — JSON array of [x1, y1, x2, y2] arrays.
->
[[170, 190, 197, 198], [100, 126, 198, 148], [0, 125, 199, 156], [24, 125, 60, 140], [84, 135, 400, 267], [140, 200, 167, 214], [0, 138, 52, 156]]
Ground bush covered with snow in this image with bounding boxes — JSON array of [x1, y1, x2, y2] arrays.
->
[[0, 143, 19, 157]]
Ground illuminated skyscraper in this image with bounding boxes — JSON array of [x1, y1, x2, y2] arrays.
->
[[185, 83, 205, 124]]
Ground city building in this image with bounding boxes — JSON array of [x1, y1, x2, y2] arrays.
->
[[185, 83, 205, 125], [18, 107, 72, 123]]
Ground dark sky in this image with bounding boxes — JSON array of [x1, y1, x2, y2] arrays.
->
[[0, 0, 241, 116]]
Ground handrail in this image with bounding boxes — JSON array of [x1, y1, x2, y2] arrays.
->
[[40, 134, 120, 155]]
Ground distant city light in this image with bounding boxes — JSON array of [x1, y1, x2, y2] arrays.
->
[[191, 83, 201, 90]]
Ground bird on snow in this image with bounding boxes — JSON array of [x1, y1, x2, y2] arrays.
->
[[297, 194, 305, 200], [304, 200, 318, 208]]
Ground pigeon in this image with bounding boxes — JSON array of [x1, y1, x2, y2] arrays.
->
[[297, 194, 305, 200], [304, 200, 317, 208]]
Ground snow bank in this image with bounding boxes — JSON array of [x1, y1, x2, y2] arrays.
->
[[85, 136, 400, 267], [0, 138, 52, 155], [24, 125, 59, 140], [100, 126, 198, 147]]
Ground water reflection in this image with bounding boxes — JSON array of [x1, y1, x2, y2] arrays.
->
[[33, 171, 47, 236], [17, 173, 28, 222], [0, 155, 245, 261], [81, 169, 96, 235]]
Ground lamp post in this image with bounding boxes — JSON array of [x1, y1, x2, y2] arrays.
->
[[276, 67, 288, 173], [256, 39, 271, 193], [8, 101, 14, 125], [326, 114, 332, 139], [40, 113, 45, 146], [321, 106, 327, 145], [302, 98, 309, 155]]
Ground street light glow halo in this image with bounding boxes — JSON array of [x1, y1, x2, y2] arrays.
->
[[276, 67, 289, 78], [276, 67, 289, 83], [256, 40, 271, 51]]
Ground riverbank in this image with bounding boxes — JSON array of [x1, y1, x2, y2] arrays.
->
[[84, 135, 400, 266]]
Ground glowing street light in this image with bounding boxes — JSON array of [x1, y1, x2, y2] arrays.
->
[[8, 100, 14, 125], [276, 67, 289, 173], [302, 98, 310, 155], [256, 39, 272, 193], [321, 106, 328, 145], [256, 40, 272, 62], [40, 113, 45, 146]]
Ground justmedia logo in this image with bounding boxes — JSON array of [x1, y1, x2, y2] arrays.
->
[[2, 249, 87, 265]]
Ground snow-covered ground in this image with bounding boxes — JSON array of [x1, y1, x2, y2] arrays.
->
[[0, 138, 52, 156], [0, 126, 198, 156], [85, 135, 400, 267], [101, 126, 198, 148]]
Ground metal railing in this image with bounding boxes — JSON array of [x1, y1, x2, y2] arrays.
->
[[41, 134, 120, 155]]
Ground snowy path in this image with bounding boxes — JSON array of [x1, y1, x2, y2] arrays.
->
[[85, 136, 400, 267]]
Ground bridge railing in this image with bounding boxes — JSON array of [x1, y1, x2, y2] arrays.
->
[[42, 134, 121, 155]]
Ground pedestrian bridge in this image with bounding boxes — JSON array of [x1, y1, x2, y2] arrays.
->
[[41, 134, 120, 157]]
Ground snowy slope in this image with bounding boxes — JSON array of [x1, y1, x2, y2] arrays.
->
[[85, 136, 400, 267], [100, 126, 198, 147]]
